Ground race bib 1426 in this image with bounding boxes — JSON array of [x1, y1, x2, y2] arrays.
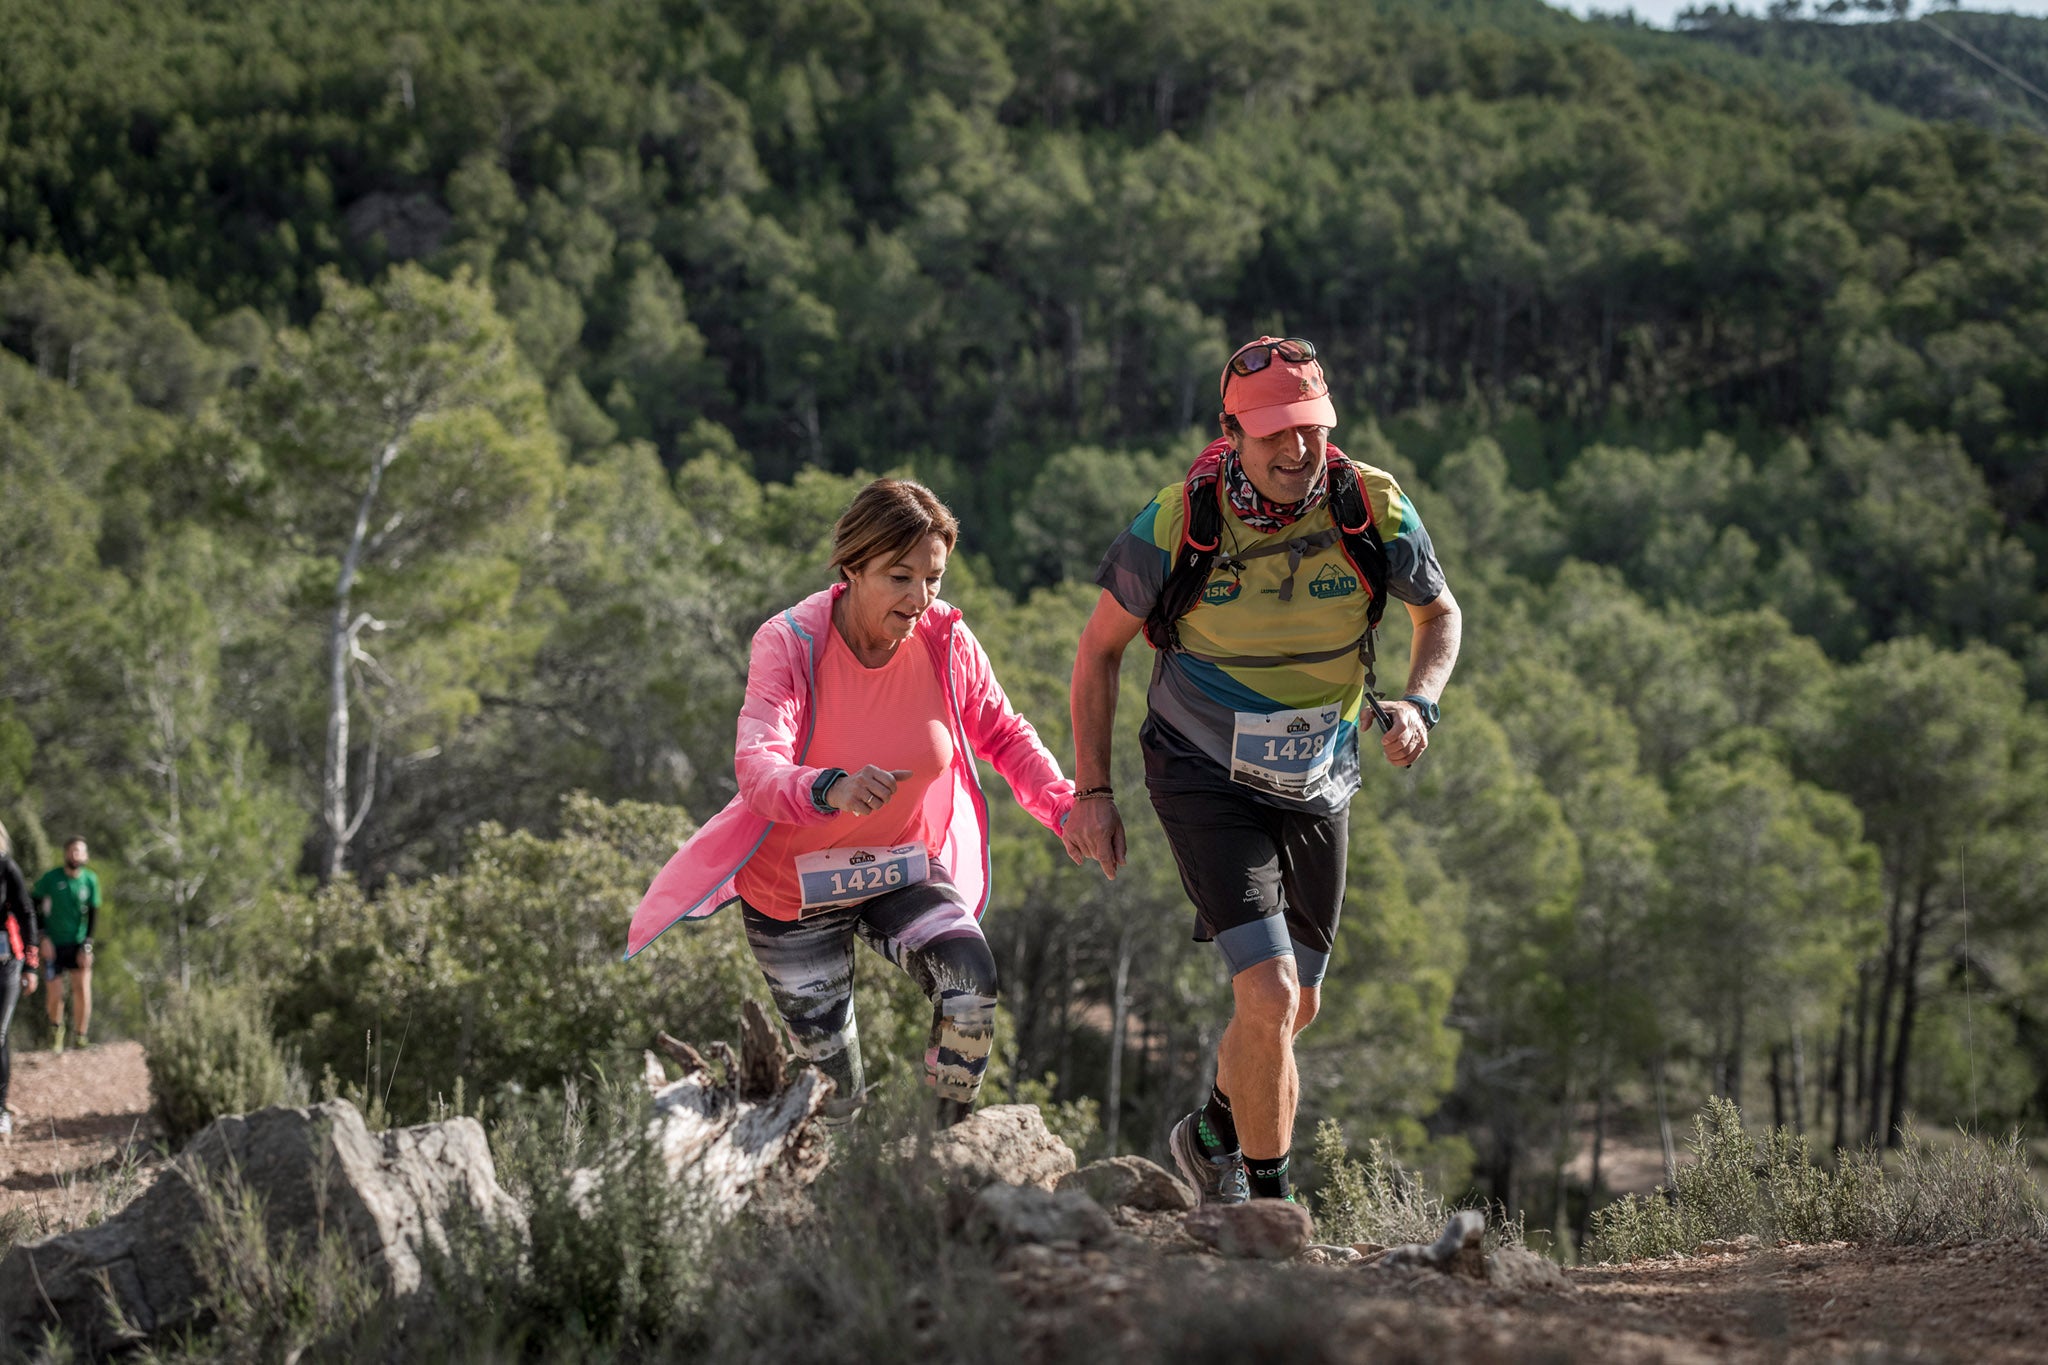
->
[[794, 843, 930, 914]]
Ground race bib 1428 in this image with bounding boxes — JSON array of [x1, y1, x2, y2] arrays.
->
[[1229, 706, 1340, 800]]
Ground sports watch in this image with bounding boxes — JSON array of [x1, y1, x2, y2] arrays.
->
[[1401, 694, 1441, 730]]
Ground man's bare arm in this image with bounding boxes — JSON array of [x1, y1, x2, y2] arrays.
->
[[1067, 591, 1145, 877], [1377, 586, 1462, 767], [1402, 586, 1462, 701]]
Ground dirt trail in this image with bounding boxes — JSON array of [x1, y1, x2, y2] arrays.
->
[[0, 1039, 163, 1233], [1018, 1229, 2048, 1363], [1558, 1237, 2048, 1361], [0, 1044, 2041, 1362]]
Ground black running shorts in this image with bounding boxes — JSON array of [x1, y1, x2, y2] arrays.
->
[[1144, 740, 1348, 986]]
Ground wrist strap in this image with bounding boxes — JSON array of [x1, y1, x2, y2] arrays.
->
[[810, 768, 847, 814]]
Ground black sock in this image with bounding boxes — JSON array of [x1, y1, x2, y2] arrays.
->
[[1246, 1151, 1291, 1200], [1196, 1086, 1239, 1158]]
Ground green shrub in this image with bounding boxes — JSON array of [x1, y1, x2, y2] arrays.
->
[[167, 1154, 387, 1363], [1857, 1127, 2048, 1246], [485, 1077, 718, 1350], [395, 1076, 1012, 1360], [682, 1084, 1018, 1363], [145, 985, 305, 1144], [268, 795, 763, 1128], [1587, 1097, 2048, 1262], [1311, 1118, 1522, 1250]]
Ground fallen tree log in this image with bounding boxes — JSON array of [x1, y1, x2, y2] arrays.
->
[[569, 999, 834, 1221]]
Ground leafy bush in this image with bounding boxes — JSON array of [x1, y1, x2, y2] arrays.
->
[[1587, 1097, 2048, 1262], [145, 985, 305, 1144], [1311, 1118, 1522, 1250], [269, 795, 762, 1126]]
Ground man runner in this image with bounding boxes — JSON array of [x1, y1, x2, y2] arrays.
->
[[34, 837, 99, 1051], [1065, 336, 1461, 1203]]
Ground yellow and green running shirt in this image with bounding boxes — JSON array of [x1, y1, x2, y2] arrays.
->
[[1095, 456, 1446, 814]]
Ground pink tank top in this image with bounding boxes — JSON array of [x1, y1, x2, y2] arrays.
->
[[734, 623, 956, 919]]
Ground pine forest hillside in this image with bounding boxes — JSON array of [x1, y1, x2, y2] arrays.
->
[[1, 0, 2044, 1241]]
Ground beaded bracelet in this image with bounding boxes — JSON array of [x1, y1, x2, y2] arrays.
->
[[1075, 786, 1116, 802]]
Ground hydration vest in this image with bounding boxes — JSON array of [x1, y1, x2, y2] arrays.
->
[[1141, 438, 1392, 689]]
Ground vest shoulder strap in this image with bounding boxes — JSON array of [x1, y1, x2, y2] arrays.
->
[[1142, 441, 1392, 651]]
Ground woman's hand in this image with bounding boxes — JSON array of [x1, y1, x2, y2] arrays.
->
[[826, 766, 914, 817]]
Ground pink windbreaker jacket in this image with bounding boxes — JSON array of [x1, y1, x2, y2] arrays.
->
[[625, 584, 1074, 958]]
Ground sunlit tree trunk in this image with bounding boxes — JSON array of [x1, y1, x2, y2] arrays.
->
[[1105, 922, 1133, 1155], [323, 439, 399, 880]]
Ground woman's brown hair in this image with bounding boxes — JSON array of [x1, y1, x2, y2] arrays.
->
[[828, 479, 960, 580]]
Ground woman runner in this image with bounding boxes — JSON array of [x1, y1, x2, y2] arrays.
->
[[626, 479, 1078, 1126], [0, 825, 40, 1138]]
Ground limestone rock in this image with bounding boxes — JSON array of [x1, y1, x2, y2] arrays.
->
[[1184, 1200, 1315, 1260], [1377, 1209, 1488, 1279], [1302, 1243, 1366, 1265], [1487, 1246, 1574, 1293], [963, 1183, 1118, 1255], [915, 1105, 1076, 1193], [0, 1100, 523, 1356], [1058, 1156, 1195, 1212]]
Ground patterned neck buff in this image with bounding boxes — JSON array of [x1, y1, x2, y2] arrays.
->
[[1224, 449, 1327, 533]]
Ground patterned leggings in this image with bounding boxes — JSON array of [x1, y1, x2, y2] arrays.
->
[[741, 863, 998, 1125]]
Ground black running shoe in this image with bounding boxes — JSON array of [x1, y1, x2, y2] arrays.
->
[[1169, 1112, 1249, 1207]]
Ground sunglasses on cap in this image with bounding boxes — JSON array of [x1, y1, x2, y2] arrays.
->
[[1227, 337, 1318, 377]]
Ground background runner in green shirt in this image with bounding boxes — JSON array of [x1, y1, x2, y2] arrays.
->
[[32, 837, 97, 1049]]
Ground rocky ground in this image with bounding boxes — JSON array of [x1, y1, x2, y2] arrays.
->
[[3, 1042, 2044, 1363]]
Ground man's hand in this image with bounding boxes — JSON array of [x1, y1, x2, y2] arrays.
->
[[1063, 799, 1128, 880], [825, 766, 913, 817], [1378, 701, 1431, 768]]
